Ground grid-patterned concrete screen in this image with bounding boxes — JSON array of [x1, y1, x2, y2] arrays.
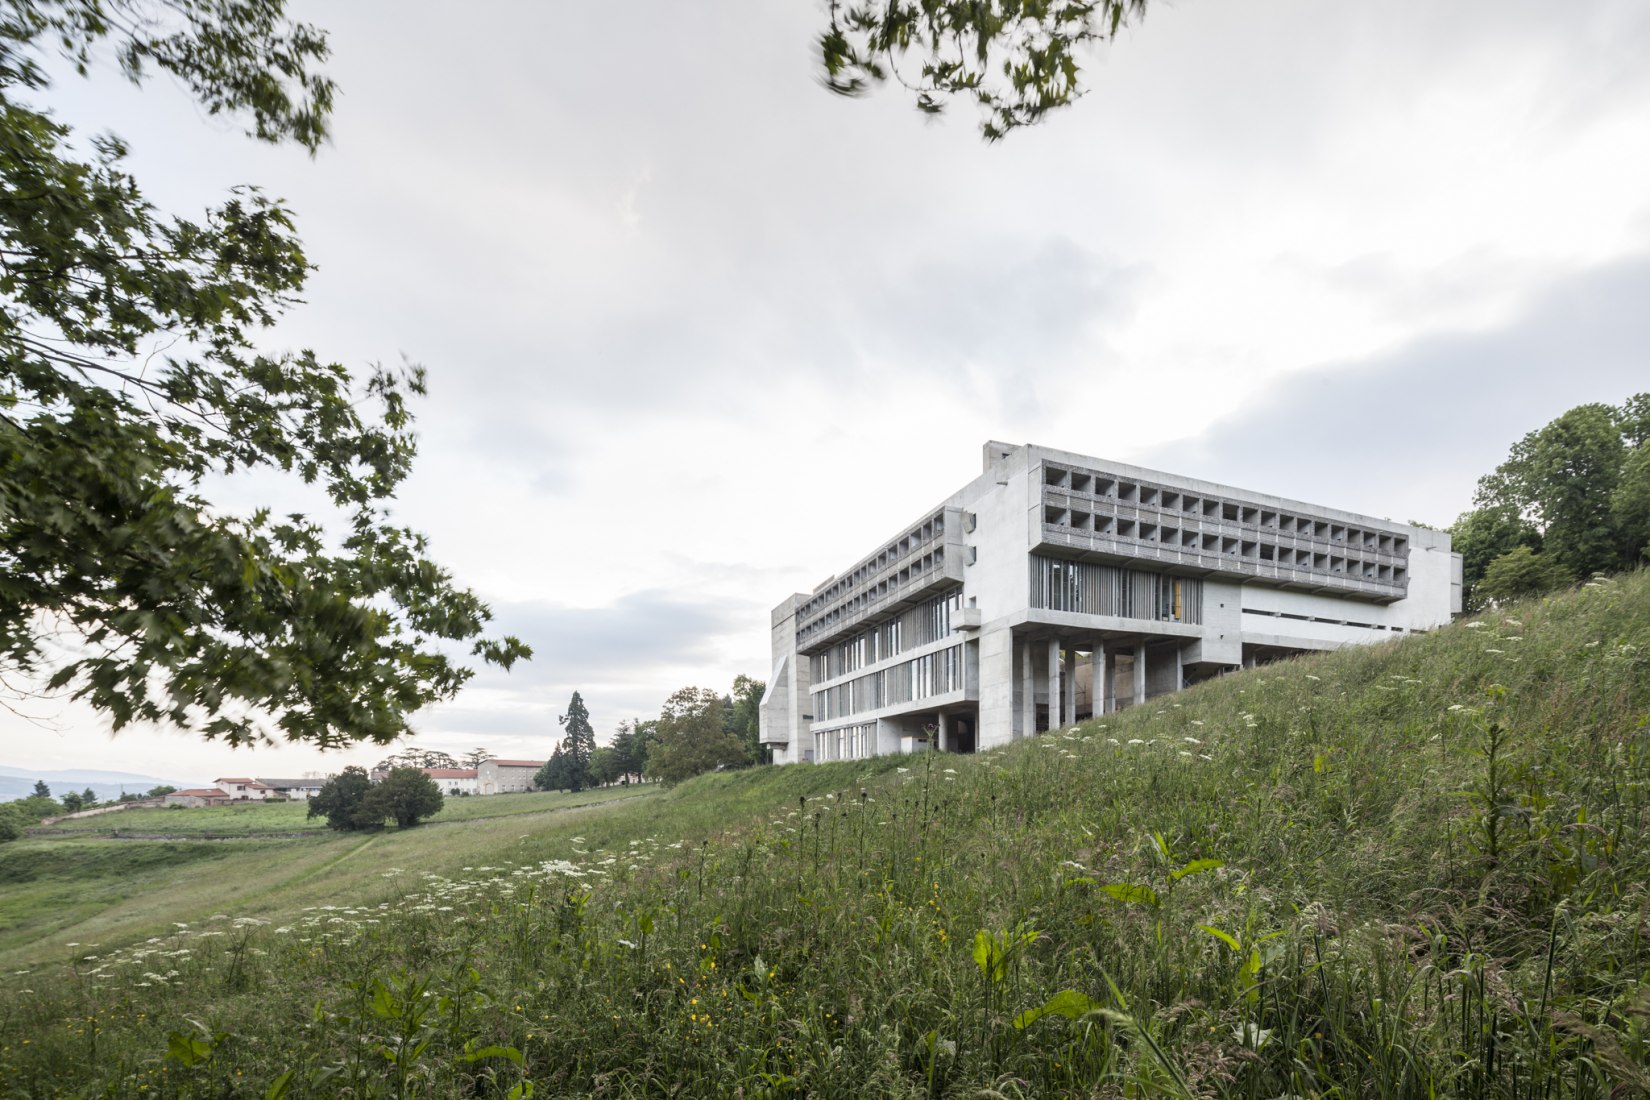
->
[[1029, 555, 1203, 624], [795, 506, 965, 652], [1037, 462, 1409, 603]]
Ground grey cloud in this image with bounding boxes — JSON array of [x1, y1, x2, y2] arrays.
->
[[1134, 252, 1650, 525], [474, 588, 763, 689]]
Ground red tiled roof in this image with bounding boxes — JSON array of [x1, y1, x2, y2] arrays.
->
[[422, 768, 478, 779], [175, 788, 229, 798]]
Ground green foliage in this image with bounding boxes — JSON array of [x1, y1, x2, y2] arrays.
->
[[363, 767, 443, 829], [1450, 504, 1541, 611], [558, 691, 596, 792], [1614, 438, 1650, 561], [586, 745, 621, 787], [533, 746, 572, 793], [1460, 396, 1649, 608], [608, 719, 653, 782], [819, 0, 1152, 140], [645, 686, 747, 784], [9, 794, 58, 821], [59, 790, 84, 813], [307, 767, 376, 831], [374, 748, 460, 772], [728, 674, 766, 765], [0, 803, 23, 842], [1478, 544, 1573, 603], [30, 780, 48, 799], [0, 0, 528, 750]]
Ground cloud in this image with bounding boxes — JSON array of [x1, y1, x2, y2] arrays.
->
[[1133, 251, 1650, 524], [474, 588, 762, 688]]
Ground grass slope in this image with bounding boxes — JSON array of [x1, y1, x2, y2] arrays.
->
[[2, 573, 1648, 1098], [0, 787, 656, 966]]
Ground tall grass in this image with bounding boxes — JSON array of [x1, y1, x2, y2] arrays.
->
[[1, 573, 1647, 1098]]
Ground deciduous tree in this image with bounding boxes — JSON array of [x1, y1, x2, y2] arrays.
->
[[645, 687, 747, 785], [1477, 546, 1572, 605], [727, 674, 766, 765], [819, 0, 1151, 140], [373, 748, 459, 773], [588, 745, 620, 787], [1, 0, 528, 750], [308, 766, 375, 831], [1455, 394, 1649, 607], [362, 766, 443, 828]]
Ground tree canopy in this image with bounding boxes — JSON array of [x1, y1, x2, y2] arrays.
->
[[1, 1, 528, 750], [645, 686, 747, 785], [1453, 394, 1650, 609], [819, 0, 1150, 140], [374, 748, 460, 773]]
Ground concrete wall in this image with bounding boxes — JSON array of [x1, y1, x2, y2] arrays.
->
[[760, 595, 812, 765]]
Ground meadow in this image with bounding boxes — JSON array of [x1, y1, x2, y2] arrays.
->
[[1, 572, 1647, 1097], [0, 787, 656, 968]]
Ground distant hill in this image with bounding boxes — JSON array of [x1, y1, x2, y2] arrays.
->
[[0, 766, 199, 802]]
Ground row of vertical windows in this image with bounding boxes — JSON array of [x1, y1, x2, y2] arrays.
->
[[814, 644, 965, 721], [819, 723, 876, 761], [1030, 555, 1203, 624], [810, 589, 963, 682]]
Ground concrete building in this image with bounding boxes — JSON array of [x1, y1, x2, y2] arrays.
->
[[477, 759, 544, 794], [761, 442, 1462, 764]]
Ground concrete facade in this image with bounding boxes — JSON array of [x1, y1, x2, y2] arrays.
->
[[477, 759, 544, 794], [760, 442, 1462, 764]]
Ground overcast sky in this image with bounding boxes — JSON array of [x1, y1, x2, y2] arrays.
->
[[6, 0, 1650, 785]]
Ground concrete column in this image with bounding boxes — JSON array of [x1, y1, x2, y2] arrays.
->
[[1104, 649, 1116, 714], [1175, 646, 1185, 693], [1133, 641, 1147, 707], [1019, 637, 1035, 740], [1047, 637, 1062, 730], [937, 711, 950, 753], [1090, 640, 1106, 717], [1064, 646, 1077, 723], [876, 718, 901, 757], [977, 626, 1014, 750]]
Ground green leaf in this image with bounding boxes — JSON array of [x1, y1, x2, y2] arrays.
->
[[1099, 882, 1160, 908], [264, 1069, 295, 1100], [1013, 988, 1095, 1029], [1171, 858, 1224, 881], [460, 1044, 524, 1066], [1198, 924, 1242, 952]]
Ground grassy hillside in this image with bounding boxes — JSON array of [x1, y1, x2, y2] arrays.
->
[[1, 573, 1648, 1098], [0, 787, 656, 967], [30, 786, 648, 837]]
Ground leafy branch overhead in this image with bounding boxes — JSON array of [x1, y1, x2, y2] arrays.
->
[[819, 0, 1150, 140], [0, 1, 528, 748]]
